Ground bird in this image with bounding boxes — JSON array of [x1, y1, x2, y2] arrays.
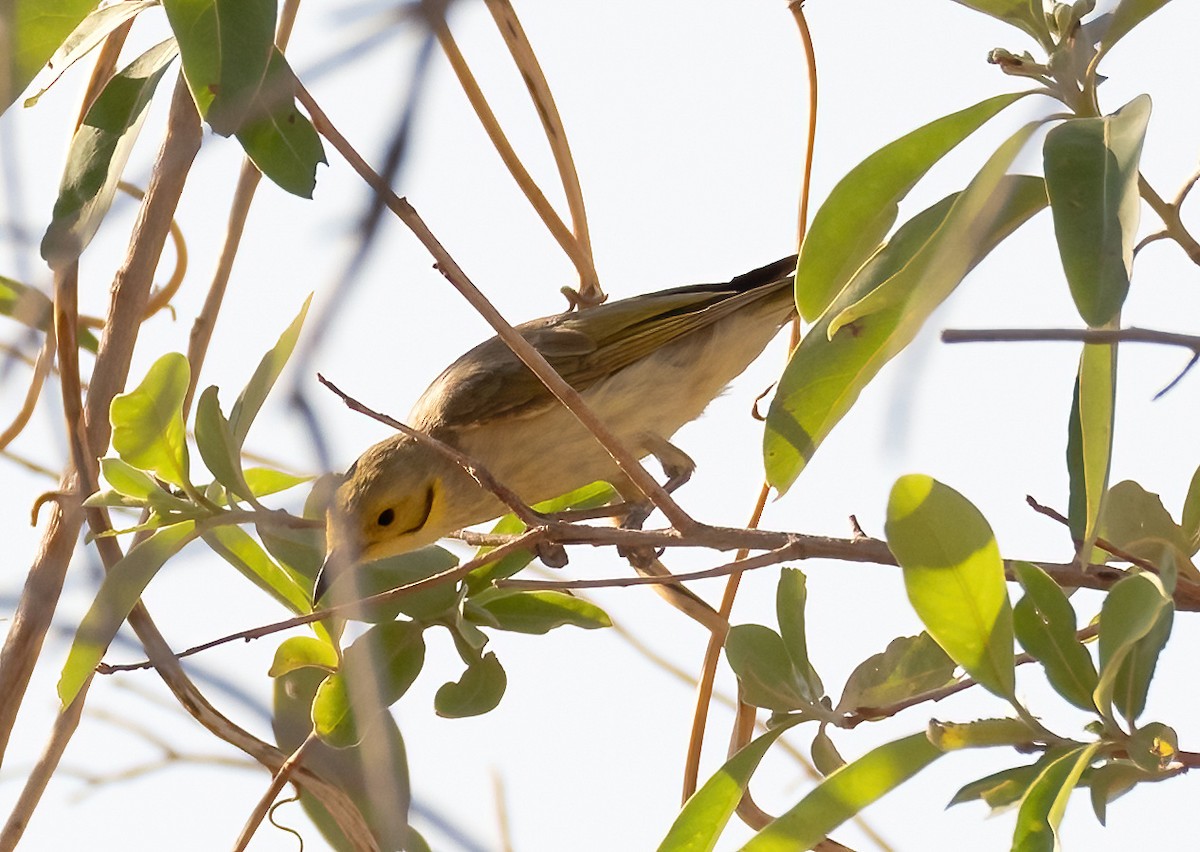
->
[[316, 255, 799, 612]]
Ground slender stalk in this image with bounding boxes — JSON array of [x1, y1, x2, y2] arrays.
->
[[482, 0, 600, 300], [294, 82, 695, 531], [426, 4, 595, 289]]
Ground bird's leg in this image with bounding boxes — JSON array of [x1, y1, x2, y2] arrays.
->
[[619, 434, 696, 531], [608, 450, 724, 633]]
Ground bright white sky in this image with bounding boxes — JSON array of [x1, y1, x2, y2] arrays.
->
[[2, 1, 1199, 850]]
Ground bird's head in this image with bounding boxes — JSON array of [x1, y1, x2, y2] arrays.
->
[[316, 435, 450, 603]]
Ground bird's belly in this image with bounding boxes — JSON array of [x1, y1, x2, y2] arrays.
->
[[451, 314, 781, 511]]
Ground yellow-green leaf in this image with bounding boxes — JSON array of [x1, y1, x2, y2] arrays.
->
[[110, 352, 191, 488], [885, 475, 1015, 699]]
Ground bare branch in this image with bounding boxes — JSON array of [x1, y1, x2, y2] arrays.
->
[[318, 373, 546, 528], [294, 81, 696, 531], [482, 0, 600, 301], [233, 732, 319, 852], [942, 326, 1200, 351], [425, 2, 597, 296]]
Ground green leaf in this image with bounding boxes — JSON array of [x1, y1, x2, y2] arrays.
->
[[434, 651, 506, 718], [313, 620, 426, 748], [827, 131, 1048, 335], [323, 546, 460, 622], [724, 624, 813, 712], [268, 635, 339, 677], [40, 38, 180, 268], [110, 352, 191, 488], [950, 754, 1065, 810], [2, 0, 96, 114], [0, 275, 98, 351], [810, 727, 845, 776], [258, 523, 323, 585], [775, 568, 823, 700], [1098, 480, 1200, 581], [229, 293, 312, 448], [1044, 96, 1151, 327], [658, 718, 803, 852], [234, 49, 325, 198], [58, 521, 197, 705], [795, 90, 1034, 320], [22, 0, 160, 109], [1112, 599, 1172, 726], [273, 668, 413, 849], [1087, 761, 1151, 825], [741, 732, 943, 851], [1182, 463, 1200, 549], [472, 590, 611, 635], [1067, 342, 1118, 544], [1093, 572, 1171, 723], [241, 467, 312, 497], [162, 0, 276, 136], [949, 0, 1053, 47], [1012, 744, 1101, 851], [765, 161, 1048, 494], [885, 475, 1015, 699], [467, 481, 617, 592], [99, 457, 160, 500], [927, 717, 1040, 751], [312, 674, 355, 748], [203, 524, 310, 614], [836, 633, 956, 715], [1101, 0, 1173, 53], [195, 385, 256, 504], [1012, 561, 1099, 711]]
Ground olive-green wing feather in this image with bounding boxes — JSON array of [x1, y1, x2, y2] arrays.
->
[[411, 255, 797, 432]]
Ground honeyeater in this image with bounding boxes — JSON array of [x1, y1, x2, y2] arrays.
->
[[317, 255, 798, 604]]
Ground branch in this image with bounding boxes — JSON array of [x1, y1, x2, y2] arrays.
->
[[317, 374, 546, 528], [97, 532, 542, 670], [233, 732, 319, 852], [941, 326, 1200, 396], [293, 81, 695, 531], [941, 326, 1200, 350], [1140, 174, 1200, 266], [481, 0, 599, 301], [840, 624, 1099, 727], [426, 3, 598, 297], [498, 541, 805, 590], [0, 71, 203, 849]]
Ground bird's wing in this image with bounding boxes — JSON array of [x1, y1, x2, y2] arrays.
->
[[410, 256, 797, 432]]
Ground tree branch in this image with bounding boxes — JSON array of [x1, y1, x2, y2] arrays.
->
[[294, 81, 696, 531]]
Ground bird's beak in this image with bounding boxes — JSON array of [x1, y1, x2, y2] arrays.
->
[[313, 548, 349, 607]]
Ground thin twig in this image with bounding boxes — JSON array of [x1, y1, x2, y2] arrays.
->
[[941, 326, 1200, 350], [943, 326, 1200, 396], [0, 331, 54, 451], [1025, 495, 1197, 582], [294, 80, 695, 531], [498, 542, 803, 590], [233, 732, 319, 852], [482, 0, 599, 301], [1174, 165, 1200, 211], [1139, 174, 1200, 266], [98, 532, 541, 671], [117, 181, 188, 322], [425, 3, 595, 290], [684, 0, 821, 809], [318, 373, 546, 528], [841, 625, 1099, 727]]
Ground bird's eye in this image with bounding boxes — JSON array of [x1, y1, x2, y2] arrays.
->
[[377, 508, 395, 527]]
